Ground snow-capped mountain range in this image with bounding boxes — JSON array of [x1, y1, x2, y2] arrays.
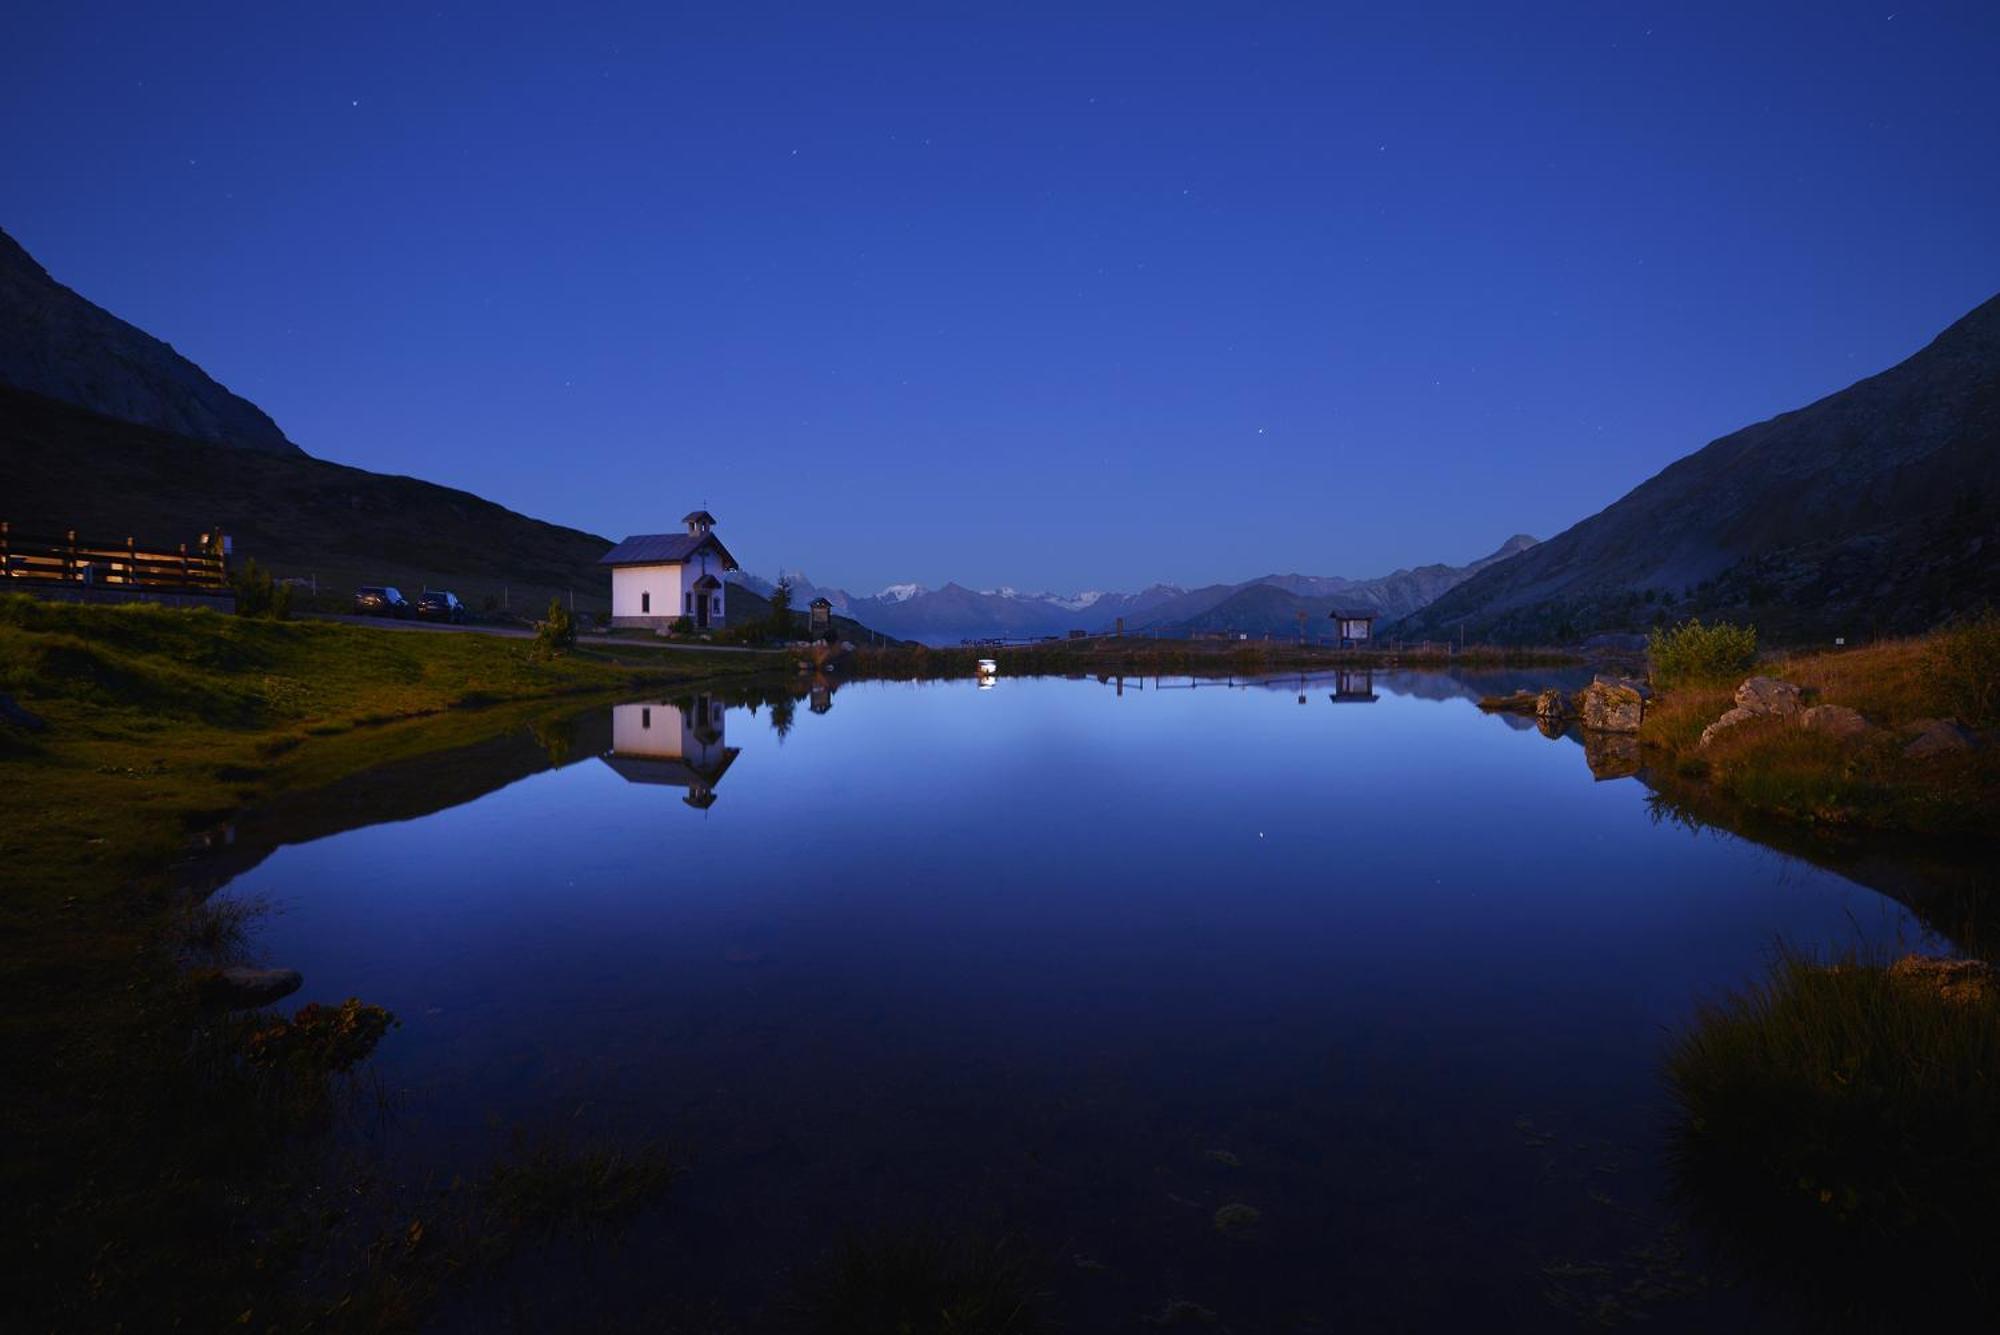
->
[[731, 536, 1539, 644]]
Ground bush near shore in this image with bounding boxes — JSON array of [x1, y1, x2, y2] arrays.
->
[[1640, 617, 1999, 837]]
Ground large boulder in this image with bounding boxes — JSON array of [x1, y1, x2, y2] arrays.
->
[[1733, 676, 1803, 718], [1576, 679, 1645, 733], [1903, 718, 1977, 760], [1799, 704, 1873, 740]]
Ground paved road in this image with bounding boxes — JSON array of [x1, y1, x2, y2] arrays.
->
[[308, 612, 777, 654]]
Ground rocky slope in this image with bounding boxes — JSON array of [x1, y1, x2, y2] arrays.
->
[[1398, 293, 2000, 644], [0, 225, 298, 454]]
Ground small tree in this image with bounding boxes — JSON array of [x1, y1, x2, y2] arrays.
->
[[768, 578, 794, 641], [231, 558, 293, 620], [535, 596, 576, 656]]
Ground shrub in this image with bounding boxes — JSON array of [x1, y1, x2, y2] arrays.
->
[[230, 558, 293, 620], [243, 998, 397, 1074], [1667, 950, 2000, 1319], [533, 597, 576, 656], [1648, 617, 1756, 687], [669, 615, 694, 637], [1921, 606, 2000, 728]]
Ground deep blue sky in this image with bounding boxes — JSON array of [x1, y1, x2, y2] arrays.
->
[[4, 3, 1996, 594]]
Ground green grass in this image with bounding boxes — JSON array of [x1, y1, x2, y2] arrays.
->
[[1668, 950, 2000, 1323]]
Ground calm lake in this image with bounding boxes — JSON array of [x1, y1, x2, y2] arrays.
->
[[213, 670, 1943, 1331]]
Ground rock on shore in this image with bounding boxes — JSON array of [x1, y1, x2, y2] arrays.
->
[[193, 966, 303, 1009], [1577, 677, 1646, 733]]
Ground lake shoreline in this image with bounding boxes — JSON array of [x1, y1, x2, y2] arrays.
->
[[0, 597, 800, 1330]]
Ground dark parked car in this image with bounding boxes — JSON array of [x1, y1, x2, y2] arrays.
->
[[353, 585, 412, 618], [416, 590, 466, 624]]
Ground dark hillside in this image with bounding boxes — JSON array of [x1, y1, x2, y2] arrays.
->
[[2, 384, 614, 615], [0, 225, 298, 454], [1399, 293, 2000, 644]]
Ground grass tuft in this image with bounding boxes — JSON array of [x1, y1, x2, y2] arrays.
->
[[1668, 948, 2000, 1321]]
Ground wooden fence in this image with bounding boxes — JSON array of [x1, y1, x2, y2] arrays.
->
[[0, 521, 230, 592]]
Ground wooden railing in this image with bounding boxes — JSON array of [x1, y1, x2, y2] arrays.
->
[[0, 521, 230, 591]]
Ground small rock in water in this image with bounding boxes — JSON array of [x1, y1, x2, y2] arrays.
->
[[1142, 1299, 1220, 1327], [1733, 676, 1802, 718], [1534, 688, 1570, 721], [194, 965, 303, 1009], [1799, 704, 1873, 739], [1204, 1149, 1242, 1167], [1212, 1202, 1261, 1235], [1889, 955, 1993, 1004]]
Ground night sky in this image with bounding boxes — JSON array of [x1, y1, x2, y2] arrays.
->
[[4, 3, 1996, 594]]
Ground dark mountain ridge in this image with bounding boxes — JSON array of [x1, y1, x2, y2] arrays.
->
[[0, 226, 298, 454], [1398, 293, 2000, 643]]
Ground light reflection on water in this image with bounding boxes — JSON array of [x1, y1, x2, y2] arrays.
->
[[216, 671, 1936, 1330]]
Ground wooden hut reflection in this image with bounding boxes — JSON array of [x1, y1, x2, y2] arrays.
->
[[1328, 669, 1378, 703]]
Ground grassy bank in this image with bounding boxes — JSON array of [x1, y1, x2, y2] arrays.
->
[[1669, 950, 2000, 1324], [1639, 625, 1999, 838], [0, 595, 773, 903], [0, 595, 777, 1330], [850, 637, 1579, 680]]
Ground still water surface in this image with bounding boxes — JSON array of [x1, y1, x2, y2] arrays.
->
[[218, 671, 1937, 1330]]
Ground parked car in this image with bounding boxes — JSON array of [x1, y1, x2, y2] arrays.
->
[[416, 590, 466, 624], [353, 585, 412, 618]]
